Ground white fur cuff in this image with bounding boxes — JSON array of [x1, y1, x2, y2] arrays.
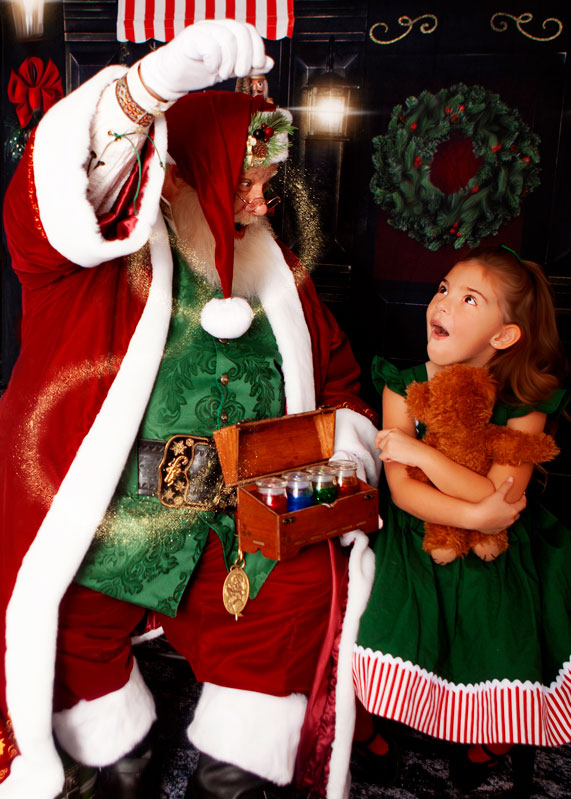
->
[[0, 745, 64, 799], [52, 660, 156, 767], [188, 684, 307, 785]]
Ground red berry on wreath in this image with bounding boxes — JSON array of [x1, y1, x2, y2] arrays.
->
[[445, 107, 451, 114], [523, 156, 530, 162], [264, 126, 274, 140], [410, 122, 417, 130], [459, 104, 465, 112], [414, 156, 422, 168], [471, 185, 479, 193], [492, 143, 502, 153]]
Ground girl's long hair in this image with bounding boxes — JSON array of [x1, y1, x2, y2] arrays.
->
[[459, 245, 567, 406]]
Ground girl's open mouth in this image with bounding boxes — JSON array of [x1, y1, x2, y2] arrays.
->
[[431, 322, 449, 337]]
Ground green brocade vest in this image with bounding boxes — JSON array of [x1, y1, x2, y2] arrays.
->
[[75, 248, 285, 617]]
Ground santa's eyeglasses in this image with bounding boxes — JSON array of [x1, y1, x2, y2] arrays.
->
[[235, 193, 281, 211]]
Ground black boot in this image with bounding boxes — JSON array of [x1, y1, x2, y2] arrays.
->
[[185, 753, 284, 799], [97, 727, 159, 799]]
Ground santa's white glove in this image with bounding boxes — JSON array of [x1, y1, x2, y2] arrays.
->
[[139, 19, 273, 102]]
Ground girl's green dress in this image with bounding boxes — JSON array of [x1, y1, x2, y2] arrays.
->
[[354, 357, 571, 746]]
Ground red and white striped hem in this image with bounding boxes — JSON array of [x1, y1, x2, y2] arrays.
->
[[353, 646, 571, 747]]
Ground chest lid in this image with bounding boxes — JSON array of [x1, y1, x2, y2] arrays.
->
[[213, 408, 335, 487]]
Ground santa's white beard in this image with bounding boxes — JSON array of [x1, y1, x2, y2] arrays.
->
[[166, 186, 275, 299]]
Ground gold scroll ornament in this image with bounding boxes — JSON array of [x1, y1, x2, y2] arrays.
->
[[369, 14, 438, 45], [490, 13, 563, 42]]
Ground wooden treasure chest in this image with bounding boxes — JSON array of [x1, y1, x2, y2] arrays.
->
[[213, 408, 379, 560]]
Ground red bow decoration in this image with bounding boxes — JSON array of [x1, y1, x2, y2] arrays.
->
[[7, 57, 63, 129]]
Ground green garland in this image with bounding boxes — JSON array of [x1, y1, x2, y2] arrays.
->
[[370, 83, 541, 250]]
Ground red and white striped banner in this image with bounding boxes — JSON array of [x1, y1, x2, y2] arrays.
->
[[353, 647, 571, 747], [117, 0, 294, 43]]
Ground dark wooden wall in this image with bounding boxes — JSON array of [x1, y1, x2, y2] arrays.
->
[[1, 0, 570, 519]]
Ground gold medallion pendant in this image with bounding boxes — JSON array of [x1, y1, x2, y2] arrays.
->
[[222, 550, 250, 620]]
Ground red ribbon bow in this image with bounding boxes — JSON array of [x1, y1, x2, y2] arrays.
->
[[7, 56, 63, 128]]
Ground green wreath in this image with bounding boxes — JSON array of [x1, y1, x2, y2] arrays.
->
[[370, 83, 541, 250]]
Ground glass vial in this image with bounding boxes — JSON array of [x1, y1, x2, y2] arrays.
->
[[283, 470, 314, 511], [255, 477, 288, 514], [308, 465, 338, 504], [329, 459, 360, 496]]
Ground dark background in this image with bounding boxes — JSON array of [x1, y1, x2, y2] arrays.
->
[[1, 0, 570, 521]]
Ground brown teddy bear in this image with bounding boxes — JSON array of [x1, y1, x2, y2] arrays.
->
[[405, 363, 559, 565]]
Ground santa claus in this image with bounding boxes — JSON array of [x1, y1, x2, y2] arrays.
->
[[0, 20, 379, 799]]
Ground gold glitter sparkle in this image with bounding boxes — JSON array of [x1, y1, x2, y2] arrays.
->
[[26, 138, 48, 239], [92, 497, 205, 548], [16, 356, 121, 507], [280, 162, 325, 271], [125, 243, 152, 303]]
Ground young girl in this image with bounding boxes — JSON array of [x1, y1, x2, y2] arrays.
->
[[352, 245, 571, 793]]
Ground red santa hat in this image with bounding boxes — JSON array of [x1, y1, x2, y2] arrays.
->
[[165, 91, 293, 338]]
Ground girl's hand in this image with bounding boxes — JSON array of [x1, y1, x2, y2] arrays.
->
[[375, 428, 424, 467], [471, 479, 526, 534]]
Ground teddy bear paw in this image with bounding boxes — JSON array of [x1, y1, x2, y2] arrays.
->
[[469, 531, 509, 562], [427, 547, 461, 565]]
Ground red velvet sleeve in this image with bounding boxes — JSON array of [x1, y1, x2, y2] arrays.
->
[[277, 241, 377, 425], [3, 128, 157, 290], [2, 131, 75, 288]]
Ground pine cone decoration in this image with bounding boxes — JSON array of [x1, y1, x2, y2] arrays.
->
[[252, 142, 268, 158]]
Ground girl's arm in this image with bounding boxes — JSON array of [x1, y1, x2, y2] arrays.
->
[[483, 411, 546, 500], [378, 389, 546, 503], [379, 387, 526, 532]]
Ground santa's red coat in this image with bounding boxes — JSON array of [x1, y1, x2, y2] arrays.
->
[[0, 67, 377, 799]]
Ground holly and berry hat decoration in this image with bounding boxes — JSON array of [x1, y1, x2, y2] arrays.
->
[[370, 83, 541, 250], [244, 109, 294, 170]]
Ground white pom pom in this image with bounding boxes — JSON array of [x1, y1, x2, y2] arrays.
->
[[200, 297, 254, 339]]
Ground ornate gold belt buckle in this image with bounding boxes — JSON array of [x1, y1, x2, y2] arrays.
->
[[157, 434, 235, 511]]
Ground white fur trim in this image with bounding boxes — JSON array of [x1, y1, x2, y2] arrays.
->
[[131, 625, 165, 646], [33, 66, 167, 267], [0, 747, 63, 799], [326, 531, 376, 799], [245, 227, 315, 413], [200, 296, 254, 338], [334, 408, 381, 487], [53, 660, 156, 766], [188, 684, 307, 785], [3, 217, 173, 792]]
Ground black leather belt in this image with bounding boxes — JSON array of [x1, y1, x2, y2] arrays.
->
[[137, 435, 236, 511]]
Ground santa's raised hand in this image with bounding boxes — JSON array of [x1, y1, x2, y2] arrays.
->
[[139, 19, 273, 101]]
